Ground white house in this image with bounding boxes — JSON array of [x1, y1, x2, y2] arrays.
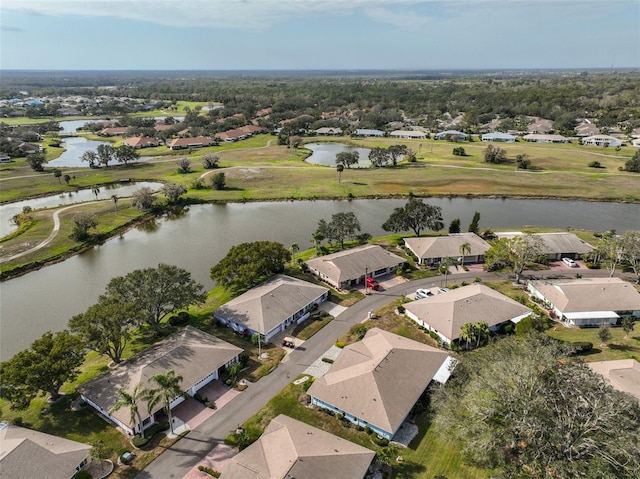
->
[[495, 232, 594, 260], [308, 328, 454, 440], [78, 326, 242, 436], [404, 284, 532, 344], [435, 130, 467, 140], [522, 134, 569, 143], [213, 275, 329, 343], [389, 130, 426, 139], [527, 278, 640, 327], [354, 128, 384, 137], [404, 233, 490, 265], [306, 244, 406, 290], [481, 132, 516, 142], [582, 135, 623, 147]]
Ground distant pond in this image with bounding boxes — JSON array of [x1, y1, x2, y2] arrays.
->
[[47, 136, 113, 167], [305, 142, 373, 168]]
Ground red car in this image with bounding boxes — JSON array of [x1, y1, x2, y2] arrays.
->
[[366, 277, 380, 290]]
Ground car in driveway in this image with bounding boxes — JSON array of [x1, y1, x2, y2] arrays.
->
[[415, 288, 434, 299], [562, 257, 578, 268], [366, 277, 381, 290]]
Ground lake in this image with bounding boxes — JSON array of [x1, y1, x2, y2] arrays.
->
[[305, 142, 373, 168], [1, 197, 638, 359]]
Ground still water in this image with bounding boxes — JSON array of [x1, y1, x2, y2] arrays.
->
[[0, 182, 163, 236], [305, 142, 373, 168], [47, 136, 112, 168], [1, 197, 638, 359]]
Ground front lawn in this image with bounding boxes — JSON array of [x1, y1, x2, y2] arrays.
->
[[546, 323, 640, 362]]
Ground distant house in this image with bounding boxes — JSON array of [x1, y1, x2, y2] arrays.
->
[[315, 127, 343, 136], [522, 134, 568, 143], [582, 135, 623, 147], [154, 124, 175, 132], [481, 132, 516, 142], [18, 142, 42, 154], [389, 130, 426, 139], [213, 275, 329, 343], [527, 278, 640, 327], [0, 423, 91, 479], [168, 136, 215, 150], [308, 328, 454, 440], [78, 326, 242, 436], [98, 126, 129, 136], [215, 125, 264, 142], [575, 120, 600, 137], [588, 360, 640, 401], [354, 128, 384, 137], [221, 415, 375, 479], [306, 244, 406, 290], [404, 233, 491, 265], [526, 117, 554, 134], [495, 232, 593, 260], [124, 136, 162, 149], [435, 130, 467, 141], [404, 284, 532, 344], [632, 138, 640, 148]]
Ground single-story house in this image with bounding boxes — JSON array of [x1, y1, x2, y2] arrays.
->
[[632, 138, 640, 148], [582, 135, 623, 147], [404, 284, 532, 344], [306, 244, 406, 290], [99, 126, 129, 136], [168, 136, 215, 150], [154, 124, 175, 132], [404, 233, 491, 265], [124, 136, 162, 149], [526, 117, 554, 134], [354, 128, 384, 137], [481, 132, 516, 142], [18, 142, 42, 154], [308, 328, 454, 440], [588, 360, 640, 401], [78, 326, 242, 436], [315, 127, 343, 136], [221, 414, 375, 479], [213, 275, 329, 343], [522, 133, 569, 143], [575, 120, 600, 137], [0, 423, 91, 479], [435, 130, 467, 141], [215, 125, 264, 142], [389, 130, 426, 139], [527, 278, 640, 327], [495, 232, 593, 260]]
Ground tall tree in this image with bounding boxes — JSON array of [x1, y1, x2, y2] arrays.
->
[[483, 144, 507, 164], [335, 151, 359, 169], [435, 334, 640, 478], [449, 218, 461, 234], [69, 295, 141, 364], [485, 234, 545, 283], [53, 168, 62, 183], [131, 186, 156, 211], [440, 256, 458, 287], [468, 211, 481, 234], [368, 147, 390, 167], [114, 144, 140, 165], [595, 235, 623, 277], [459, 322, 478, 349], [109, 383, 150, 438], [621, 316, 635, 339], [382, 198, 444, 237], [97, 144, 115, 167], [317, 212, 361, 249], [290, 242, 299, 265], [105, 264, 206, 328], [210, 241, 290, 289], [336, 163, 344, 183], [211, 172, 226, 190], [26, 152, 47, 171], [388, 144, 408, 166], [111, 194, 119, 214], [147, 370, 184, 435], [70, 213, 97, 241], [162, 182, 187, 204], [201, 153, 219, 169], [0, 331, 85, 409], [81, 150, 98, 168], [619, 231, 640, 283]]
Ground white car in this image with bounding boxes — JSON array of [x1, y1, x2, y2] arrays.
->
[[415, 289, 434, 299], [562, 257, 578, 268]]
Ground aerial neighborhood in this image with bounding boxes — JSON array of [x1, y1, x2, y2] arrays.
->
[[1, 68, 640, 479]]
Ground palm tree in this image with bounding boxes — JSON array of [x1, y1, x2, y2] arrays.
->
[[459, 322, 477, 350], [91, 185, 100, 200], [336, 164, 344, 183], [111, 194, 119, 214], [109, 383, 150, 438], [459, 241, 471, 266], [147, 369, 184, 435], [311, 231, 324, 254], [475, 321, 491, 347], [290, 243, 299, 265], [439, 256, 459, 287]]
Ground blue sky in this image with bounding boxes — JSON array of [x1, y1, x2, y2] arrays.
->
[[1, 1, 639, 70]]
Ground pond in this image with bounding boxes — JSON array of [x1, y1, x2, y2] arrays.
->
[[304, 142, 373, 168], [58, 119, 110, 134], [1, 197, 638, 359], [47, 136, 113, 168], [0, 182, 164, 236]]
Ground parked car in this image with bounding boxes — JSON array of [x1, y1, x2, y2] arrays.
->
[[366, 277, 380, 290], [282, 336, 296, 348], [562, 257, 578, 267], [415, 288, 434, 299]]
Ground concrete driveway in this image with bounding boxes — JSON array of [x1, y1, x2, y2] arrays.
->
[[172, 382, 240, 431]]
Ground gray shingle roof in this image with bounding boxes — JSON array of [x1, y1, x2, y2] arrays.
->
[[404, 234, 490, 261], [588, 360, 640, 400], [308, 328, 450, 436], [221, 415, 375, 479], [306, 245, 405, 284], [213, 275, 328, 334], [0, 424, 90, 479], [77, 326, 242, 428], [403, 283, 532, 341]]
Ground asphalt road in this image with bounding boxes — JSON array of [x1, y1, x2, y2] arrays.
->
[[136, 267, 622, 479]]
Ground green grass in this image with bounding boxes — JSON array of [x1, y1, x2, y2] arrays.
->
[[292, 311, 334, 340], [546, 323, 640, 362]]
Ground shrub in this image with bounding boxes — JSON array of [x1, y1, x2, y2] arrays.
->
[[75, 471, 93, 479], [397, 304, 405, 314], [169, 312, 190, 326], [452, 146, 466, 156], [588, 160, 604, 168], [198, 465, 221, 477], [428, 330, 440, 342], [321, 357, 334, 364], [571, 341, 593, 354], [335, 341, 345, 348]]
